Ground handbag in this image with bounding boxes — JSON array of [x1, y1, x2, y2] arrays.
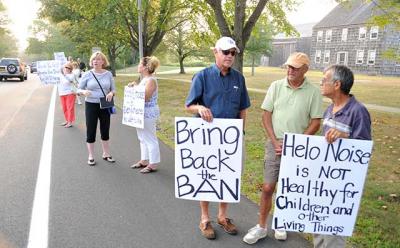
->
[[91, 71, 114, 109]]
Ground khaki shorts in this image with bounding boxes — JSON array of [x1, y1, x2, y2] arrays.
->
[[264, 140, 282, 183]]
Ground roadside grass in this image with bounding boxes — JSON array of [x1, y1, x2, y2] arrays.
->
[[155, 66, 400, 108], [116, 65, 178, 74], [114, 69, 400, 247]]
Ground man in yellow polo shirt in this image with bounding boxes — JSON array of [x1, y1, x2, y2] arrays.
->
[[243, 52, 323, 244]]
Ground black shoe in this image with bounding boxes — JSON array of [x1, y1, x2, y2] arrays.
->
[[87, 159, 96, 166], [102, 156, 115, 163]]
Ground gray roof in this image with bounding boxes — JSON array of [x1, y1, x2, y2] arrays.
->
[[274, 22, 316, 38], [314, 0, 379, 28]]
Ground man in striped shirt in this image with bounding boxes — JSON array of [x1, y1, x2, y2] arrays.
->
[[315, 64, 371, 248]]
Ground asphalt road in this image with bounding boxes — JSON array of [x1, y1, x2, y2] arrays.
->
[[0, 74, 311, 248]]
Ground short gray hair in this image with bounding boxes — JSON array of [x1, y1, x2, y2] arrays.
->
[[324, 65, 354, 95]]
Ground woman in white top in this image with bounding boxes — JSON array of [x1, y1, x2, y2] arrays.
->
[[58, 62, 76, 128], [129, 56, 161, 173]]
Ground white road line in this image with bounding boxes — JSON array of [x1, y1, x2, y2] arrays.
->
[[27, 86, 56, 248]]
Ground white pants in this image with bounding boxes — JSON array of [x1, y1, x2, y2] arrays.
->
[[136, 118, 160, 164]]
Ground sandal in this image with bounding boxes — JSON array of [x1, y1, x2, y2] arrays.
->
[[102, 156, 116, 163], [140, 166, 157, 173], [130, 162, 148, 168], [64, 124, 73, 128], [87, 159, 96, 166]]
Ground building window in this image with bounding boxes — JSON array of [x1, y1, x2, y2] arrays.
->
[[341, 28, 348, 41], [370, 26, 379, 39], [337, 52, 348, 65], [315, 50, 322, 63], [368, 50, 376, 65], [317, 31, 323, 42], [356, 50, 364, 64], [359, 27, 367, 40], [326, 29, 332, 42], [324, 50, 330, 63]]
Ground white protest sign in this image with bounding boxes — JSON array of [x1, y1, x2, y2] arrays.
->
[[272, 133, 373, 236], [175, 117, 243, 203], [54, 52, 67, 67], [37, 60, 62, 85], [122, 85, 145, 128]]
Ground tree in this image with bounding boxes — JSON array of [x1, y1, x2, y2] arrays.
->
[[39, 0, 130, 75], [39, 0, 192, 74], [0, 1, 18, 57], [160, 18, 213, 74], [203, 0, 297, 72], [245, 20, 273, 76], [25, 20, 77, 59]]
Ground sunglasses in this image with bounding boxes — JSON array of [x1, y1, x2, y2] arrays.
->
[[221, 50, 236, 56], [286, 65, 302, 71]]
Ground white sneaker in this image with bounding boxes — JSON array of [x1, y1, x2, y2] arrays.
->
[[274, 229, 287, 241], [243, 224, 268, 244]]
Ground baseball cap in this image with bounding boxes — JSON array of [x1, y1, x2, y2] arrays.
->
[[214, 37, 240, 53], [284, 52, 310, 68]]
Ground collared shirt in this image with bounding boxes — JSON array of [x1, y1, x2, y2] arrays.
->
[[322, 95, 371, 140], [185, 64, 251, 119], [261, 77, 323, 139]]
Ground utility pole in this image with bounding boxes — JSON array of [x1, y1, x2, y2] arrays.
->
[[137, 0, 143, 60]]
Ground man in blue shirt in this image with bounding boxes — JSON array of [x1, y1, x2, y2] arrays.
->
[[185, 36, 251, 240], [315, 64, 371, 247]]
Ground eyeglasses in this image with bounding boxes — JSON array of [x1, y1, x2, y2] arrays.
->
[[286, 65, 302, 71], [320, 78, 335, 86], [221, 50, 236, 56]]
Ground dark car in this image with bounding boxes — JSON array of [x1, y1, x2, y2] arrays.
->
[[30, 61, 37, 73], [0, 58, 28, 81]]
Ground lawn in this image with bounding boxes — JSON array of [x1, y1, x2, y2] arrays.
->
[[114, 66, 400, 247]]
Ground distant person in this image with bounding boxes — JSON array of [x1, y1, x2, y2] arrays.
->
[[78, 51, 116, 166], [185, 37, 251, 240], [77, 58, 86, 72], [129, 56, 161, 173], [243, 52, 323, 244], [314, 65, 371, 248], [58, 62, 77, 128], [71, 61, 82, 105]]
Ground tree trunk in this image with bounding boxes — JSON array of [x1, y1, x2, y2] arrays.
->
[[206, 0, 269, 73], [234, 52, 243, 73], [107, 47, 117, 77], [251, 55, 255, 76], [179, 57, 186, 74]]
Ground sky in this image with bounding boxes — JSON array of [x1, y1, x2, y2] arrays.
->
[[2, 0, 338, 52], [2, 0, 41, 52], [286, 0, 338, 25]]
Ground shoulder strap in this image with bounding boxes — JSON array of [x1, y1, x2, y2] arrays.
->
[[90, 71, 106, 97]]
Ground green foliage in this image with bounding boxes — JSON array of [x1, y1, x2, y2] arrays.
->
[[0, 1, 18, 57], [198, 0, 299, 72], [25, 20, 79, 59]]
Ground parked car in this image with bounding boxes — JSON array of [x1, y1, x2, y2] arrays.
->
[[30, 61, 37, 73], [0, 58, 28, 81]]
